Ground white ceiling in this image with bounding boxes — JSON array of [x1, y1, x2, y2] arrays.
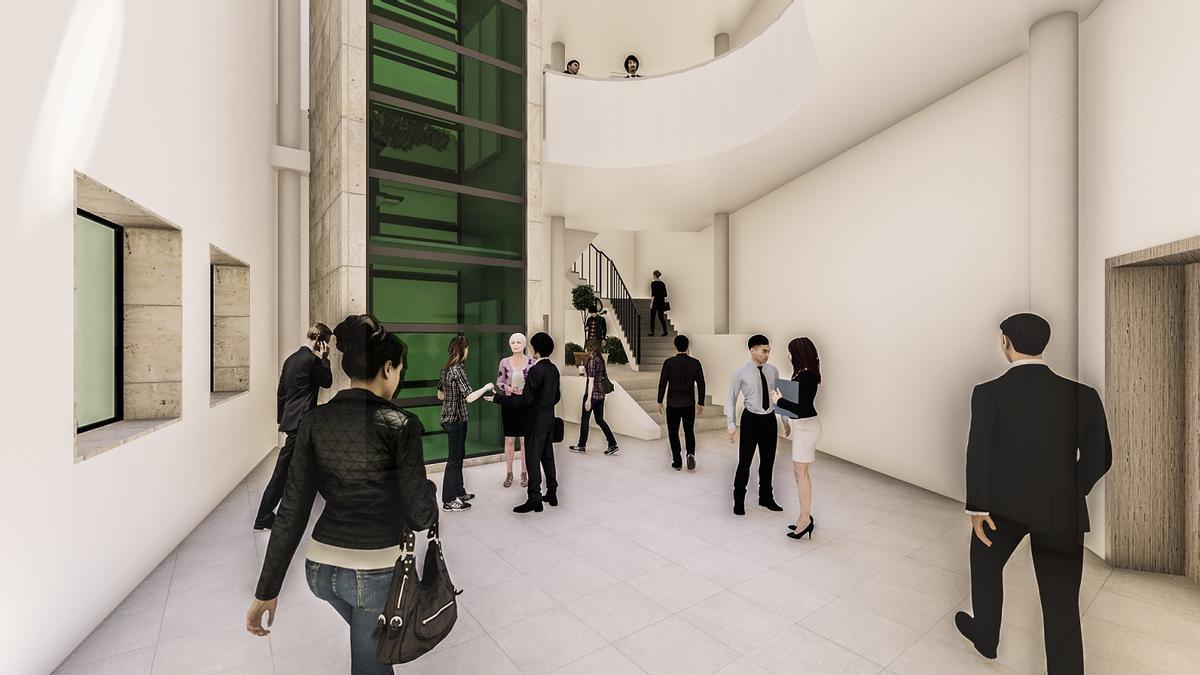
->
[[541, 0, 760, 77], [543, 0, 1105, 232]]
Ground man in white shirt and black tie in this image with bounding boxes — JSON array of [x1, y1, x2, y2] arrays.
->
[[726, 334, 784, 516]]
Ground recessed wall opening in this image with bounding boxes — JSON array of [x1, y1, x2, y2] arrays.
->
[[1106, 235, 1200, 584], [210, 246, 251, 406], [74, 172, 183, 462]]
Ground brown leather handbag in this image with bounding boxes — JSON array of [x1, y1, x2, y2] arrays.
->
[[374, 524, 460, 664]]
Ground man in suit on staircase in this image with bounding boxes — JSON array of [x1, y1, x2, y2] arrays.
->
[[956, 313, 1112, 675]]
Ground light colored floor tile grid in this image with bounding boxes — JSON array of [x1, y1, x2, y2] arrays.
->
[[55, 425, 1200, 674]]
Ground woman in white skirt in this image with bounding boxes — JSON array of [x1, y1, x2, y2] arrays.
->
[[771, 337, 822, 540]]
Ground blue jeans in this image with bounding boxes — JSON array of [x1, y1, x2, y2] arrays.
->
[[306, 560, 394, 675]]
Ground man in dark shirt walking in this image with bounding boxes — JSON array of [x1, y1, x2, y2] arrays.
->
[[254, 322, 334, 530], [649, 270, 668, 336], [657, 335, 705, 471]]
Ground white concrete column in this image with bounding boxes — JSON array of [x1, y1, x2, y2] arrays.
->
[[1029, 12, 1079, 377], [550, 216, 566, 359], [277, 0, 303, 364], [714, 212, 730, 334], [714, 32, 731, 57], [550, 42, 566, 72]]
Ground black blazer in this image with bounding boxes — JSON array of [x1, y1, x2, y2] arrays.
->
[[492, 359, 560, 434], [965, 363, 1112, 541], [276, 346, 333, 433], [650, 279, 667, 309], [657, 354, 705, 408]]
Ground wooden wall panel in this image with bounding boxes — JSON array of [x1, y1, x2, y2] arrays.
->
[[1106, 264, 1186, 575], [1185, 263, 1200, 583]]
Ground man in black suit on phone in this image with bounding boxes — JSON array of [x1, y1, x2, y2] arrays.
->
[[956, 313, 1112, 675], [488, 332, 561, 513], [253, 323, 333, 531]]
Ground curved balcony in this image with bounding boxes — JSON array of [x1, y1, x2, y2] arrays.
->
[[544, 0, 816, 168]]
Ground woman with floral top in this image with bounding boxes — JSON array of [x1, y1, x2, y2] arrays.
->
[[496, 333, 533, 487]]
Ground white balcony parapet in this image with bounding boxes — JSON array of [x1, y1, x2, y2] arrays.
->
[[544, 0, 816, 168]]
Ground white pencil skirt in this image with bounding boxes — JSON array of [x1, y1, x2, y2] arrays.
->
[[790, 416, 821, 463]]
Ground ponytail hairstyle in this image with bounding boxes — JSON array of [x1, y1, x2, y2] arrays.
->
[[787, 337, 821, 384], [332, 314, 408, 381], [444, 334, 470, 371]]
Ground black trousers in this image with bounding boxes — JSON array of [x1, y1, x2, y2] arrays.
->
[[441, 421, 467, 503], [524, 431, 558, 503], [649, 306, 668, 334], [666, 405, 696, 462], [254, 431, 296, 527], [578, 396, 617, 448], [734, 410, 777, 498], [969, 514, 1084, 675]]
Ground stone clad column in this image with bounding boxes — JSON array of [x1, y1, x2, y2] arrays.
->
[[714, 213, 730, 334], [527, 0, 547, 333], [550, 216, 566, 357], [1029, 12, 1079, 376], [278, 0, 302, 366]]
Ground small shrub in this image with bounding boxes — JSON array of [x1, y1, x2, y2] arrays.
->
[[571, 285, 597, 312], [564, 342, 583, 366], [603, 337, 628, 365]]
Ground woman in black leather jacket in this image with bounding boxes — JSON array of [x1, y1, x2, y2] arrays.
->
[[247, 314, 438, 675]]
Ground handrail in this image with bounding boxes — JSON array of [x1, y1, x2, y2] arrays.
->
[[570, 243, 642, 366]]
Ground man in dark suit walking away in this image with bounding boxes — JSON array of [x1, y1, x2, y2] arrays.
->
[[488, 332, 562, 513], [253, 323, 334, 531], [657, 335, 705, 471], [649, 271, 669, 336], [957, 313, 1112, 675]]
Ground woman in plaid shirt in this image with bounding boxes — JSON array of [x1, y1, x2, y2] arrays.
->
[[438, 336, 492, 511], [569, 339, 619, 455]]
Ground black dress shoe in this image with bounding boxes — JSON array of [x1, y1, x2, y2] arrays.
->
[[759, 497, 784, 512], [513, 500, 544, 513], [671, 462, 682, 470], [686, 455, 695, 471], [954, 612, 997, 659], [733, 491, 746, 516], [543, 492, 558, 507]]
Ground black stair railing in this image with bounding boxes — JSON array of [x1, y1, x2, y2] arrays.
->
[[570, 243, 643, 366]]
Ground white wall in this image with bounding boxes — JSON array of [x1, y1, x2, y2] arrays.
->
[[0, 1, 278, 671], [632, 229, 716, 336], [729, 56, 1031, 504], [1077, 0, 1200, 557], [590, 230, 638, 288], [730, 0, 792, 49]]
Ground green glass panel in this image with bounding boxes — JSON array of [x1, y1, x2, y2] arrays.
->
[[371, 178, 523, 260], [75, 213, 119, 429], [370, 0, 524, 67], [390, 330, 509, 463], [369, 256, 523, 326], [370, 23, 523, 132], [369, 102, 523, 197]]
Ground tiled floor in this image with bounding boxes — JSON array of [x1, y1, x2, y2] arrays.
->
[[57, 425, 1200, 674]]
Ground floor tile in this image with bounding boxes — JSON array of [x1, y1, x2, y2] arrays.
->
[[628, 564, 724, 612], [678, 548, 769, 588], [745, 624, 880, 675], [799, 597, 922, 666], [53, 646, 155, 675], [551, 645, 645, 674], [679, 591, 791, 653], [1085, 590, 1200, 651], [527, 554, 621, 604], [492, 606, 608, 674], [888, 634, 1018, 675], [565, 583, 673, 642], [775, 550, 876, 595], [150, 624, 271, 675], [400, 634, 521, 675], [615, 616, 740, 675], [459, 575, 558, 632], [60, 607, 163, 669], [841, 575, 959, 632], [634, 527, 711, 562]]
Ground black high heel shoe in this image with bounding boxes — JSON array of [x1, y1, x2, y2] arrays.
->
[[787, 516, 815, 539]]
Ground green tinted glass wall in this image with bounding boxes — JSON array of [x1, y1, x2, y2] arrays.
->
[[75, 212, 121, 431], [367, 0, 524, 464]]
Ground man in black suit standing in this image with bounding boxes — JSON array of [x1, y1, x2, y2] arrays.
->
[[488, 332, 561, 513], [957, 313, 1112, 675], [649, 270, 668, 336], [657, 335, 705, 471], [253, 323, 334, 531]]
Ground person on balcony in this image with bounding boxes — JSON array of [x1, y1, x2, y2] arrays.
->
[[584, 303, 607, 345], [564, 59, 580, 75], [624, 54, 642, 78], [649, 270, 669, 336]]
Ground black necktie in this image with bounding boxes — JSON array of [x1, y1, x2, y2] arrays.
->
[[758, 366, 769, 411]]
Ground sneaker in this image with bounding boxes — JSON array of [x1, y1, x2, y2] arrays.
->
[[443, 498, 472, 511], [460, 493, 476, 502], [686, 455, 695, 471], [604, 446, 619, 456], [569, 444, 587, 453]]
